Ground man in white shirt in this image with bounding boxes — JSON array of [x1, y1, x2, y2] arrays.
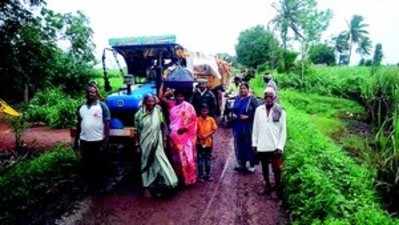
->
[[252, 87, 287, 195], [74, 84, 111, 191]]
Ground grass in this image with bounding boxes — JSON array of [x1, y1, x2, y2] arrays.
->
[[310, 115, 345, 140], [0, 146, 82, 225], [95, 77, 124, 92], [250, 70, 398, 224], [282, 101, 398, 225], [279, 90, 365, 120]]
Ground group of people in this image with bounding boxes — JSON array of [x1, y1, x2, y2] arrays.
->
[[74, 74, 286, 197], [227, 74, 286, 195]]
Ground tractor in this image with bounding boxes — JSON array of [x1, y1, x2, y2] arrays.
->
[[75, 35, 231, 183], [102, 34, 188, 139], [94, 35, 195, 180], [101, 34, 231, 140]]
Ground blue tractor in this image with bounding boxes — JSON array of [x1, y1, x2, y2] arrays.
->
[[101, 35, 192, 140], [95, 35, 194, 182]]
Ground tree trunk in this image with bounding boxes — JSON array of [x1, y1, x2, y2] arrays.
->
[[301, 41, 306, 87], [24, 83, 29, 103], [348, 39, 353, 65]]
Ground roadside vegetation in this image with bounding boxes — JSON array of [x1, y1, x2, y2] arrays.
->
[[0, 146, 82, 225], [241, 2, 398, 220], [250, 66, 399, 223], [283, 99, 395, 225], [1, 0, 398, 224]]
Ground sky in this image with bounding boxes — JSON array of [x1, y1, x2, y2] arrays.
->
[[47, 0, 399, 65]]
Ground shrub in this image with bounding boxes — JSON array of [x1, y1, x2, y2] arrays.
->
[[308, 43, 336, 66], [271, 66, 399, 124], [371, 114, 399, 213], [282, 102, 398, 225], [360, 68, 399, 127], [0, 146, 80, 225], [277, 49, 299, 73], [25, 87, 82, 128], [6, 115, 29, 152]]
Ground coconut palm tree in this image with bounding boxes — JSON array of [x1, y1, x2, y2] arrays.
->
[[347, 15, 370, 64], [270, 0, 302, 50], [333, 32, 350, 65], [356, 36, 372, 62]]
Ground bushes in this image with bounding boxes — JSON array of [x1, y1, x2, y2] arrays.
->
[[283, 103, 398, 225], [273, 66, 370, 98], [250, 65, 399, 223], [272, 65, 399, 127], [25, 87, 81, 128], [361, 68, 399, 127], [371, 114, 399, 212], [280, 90, 365, 119], [308, 43, 336, 66], [0, 146, 80, 225], [273, 66, 399, 120]]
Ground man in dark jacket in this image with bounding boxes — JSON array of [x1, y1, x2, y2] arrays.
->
[[191, 79, 217, 118]]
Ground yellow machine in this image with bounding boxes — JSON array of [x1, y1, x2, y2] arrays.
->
[[0, 99, 21, 117]]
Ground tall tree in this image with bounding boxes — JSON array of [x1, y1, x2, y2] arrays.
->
[[333, 15, 370, 65], [333, 32, 350, 65], [0, 0, 95, 101], [271, 0, 332, 78], [356, 36, 372, 62], [63, 11, 96, 65], [271, 0, 332, 47], [346, 15, 370, 64], [235, 25, 281, 69], [373, 43, 383, 66]]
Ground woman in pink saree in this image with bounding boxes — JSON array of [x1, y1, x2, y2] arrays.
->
[[167, 89, 198, 185]]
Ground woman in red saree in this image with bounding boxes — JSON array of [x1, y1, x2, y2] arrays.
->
[[167, 89, 198, 185]]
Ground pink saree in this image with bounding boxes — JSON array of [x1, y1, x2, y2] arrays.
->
[[169, 101, 198, 185]]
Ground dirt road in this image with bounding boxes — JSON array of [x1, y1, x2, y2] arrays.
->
[[0, 122, 71, 151], [58, 128, 287, 225]]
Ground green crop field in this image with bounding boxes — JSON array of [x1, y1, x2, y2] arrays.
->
[[250, 65, 399, 224]]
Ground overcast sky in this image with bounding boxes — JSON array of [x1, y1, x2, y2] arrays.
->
[[47, 0, 399, 65]]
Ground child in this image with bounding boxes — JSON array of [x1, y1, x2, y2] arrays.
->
[[197, 103, 218, 181]]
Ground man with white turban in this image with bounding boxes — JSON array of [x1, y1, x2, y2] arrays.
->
[[252, 86, 287, 196]]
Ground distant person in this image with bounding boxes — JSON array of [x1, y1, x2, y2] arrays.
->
[[252, 87, 287, 196], [231, 82, 259, 172], [222, 76, 242, 127], [191, 79, 217, 117], [197, 104, 218, 181], [74, 84, 111, 191], [226, 76, 242, 97], [167, 89, 198, 186], [263, 73, 278, 94], [135, 94, 178, 196]]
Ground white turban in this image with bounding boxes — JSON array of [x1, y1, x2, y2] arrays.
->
[[264, 86, 276, 97]]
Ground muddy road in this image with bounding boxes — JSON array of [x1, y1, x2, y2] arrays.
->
[[0, 122, 70, 151], [57, 128, 287, 225]]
